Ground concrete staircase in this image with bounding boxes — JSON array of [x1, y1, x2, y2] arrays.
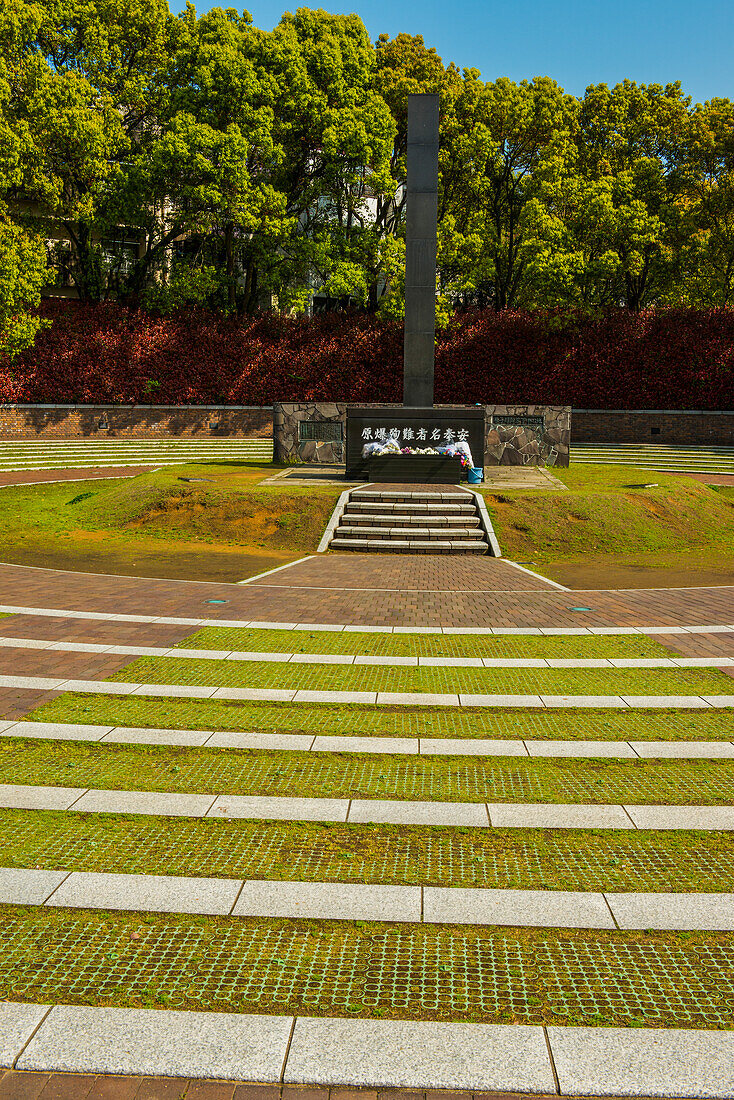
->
[[328, 487, 492, 554]]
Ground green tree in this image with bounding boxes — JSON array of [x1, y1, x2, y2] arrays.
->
[[571, 80, 691, 309], [0, 0, 52, 358], [261, 8, 396, 312], [438, 74, 578, 310], [673, 97, 734, 306]]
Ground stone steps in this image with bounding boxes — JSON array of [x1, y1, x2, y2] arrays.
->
[[347, 501, 476, 514], [336, 526, 485, 540], [329, 488, 490, 554], [343, 513, 482, 528]]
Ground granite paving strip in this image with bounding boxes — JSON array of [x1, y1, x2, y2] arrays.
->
[[0, 869, 68, 906], [4, 1001, 734, 1096], [525, 740, 638, 758], [232, 880, 421, 923], [0, 1003, 51, 1068], [548, 1025, 734, 1099], [9, 635, 734, 667], [422, 887, 615, 929], [207, 795, 350, 822], [205, 731, 315, 751], [346, 800, 489, 828], [4, 720, 734, 759], [45, 871, 242, 916], [283, 1018, 555, 1092], [630, 740, 734, 758], [15, 1006, 293, 1081], [72, 790, 217, 818], [0, 784, 87, 810], [419, 738, 528, 756], [3, 785, 734, 830], [2, 721, 113, 742], [487, 803, 635, 829], [9, 868, 734, 929], [625, 805, 734, 829], [606, 892, 734, 930], [4, 676, 732, 708]]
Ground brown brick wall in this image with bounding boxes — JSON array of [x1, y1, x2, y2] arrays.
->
[[0, 405, 273, 439], [572, 409, 734, 445]]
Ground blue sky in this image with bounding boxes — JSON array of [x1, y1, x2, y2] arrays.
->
[[172, 0, 733, 105]]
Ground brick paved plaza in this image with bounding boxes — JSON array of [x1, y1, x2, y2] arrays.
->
[[1, 551, 733, 1099]]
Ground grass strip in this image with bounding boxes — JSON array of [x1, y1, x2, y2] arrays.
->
[[4, 809, 734, 892], [4, 738, 734, 804], [2, 906, 733, 1028], [108, 657, 734, 696], [26, 695, 734, 742], [179, 627, 677, 660]]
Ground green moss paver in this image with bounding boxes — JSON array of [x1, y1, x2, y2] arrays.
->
[[5, 810, 734, 893], [2, 906, 733, 1028], [181, 627, 676, 659], [27, 695, 734, 742], [108, 656, 732, 696], [5, 738, 734, 805]]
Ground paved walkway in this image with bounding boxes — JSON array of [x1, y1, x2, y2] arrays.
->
[[1, 556, 734, 1097], [0, 559, 732, 627], [0, 467, 153, 487], [0, 1072, 566, 1100]]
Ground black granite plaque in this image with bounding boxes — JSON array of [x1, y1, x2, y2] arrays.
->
[[491, 414, 545, 431], [346, 406, 484, 479]]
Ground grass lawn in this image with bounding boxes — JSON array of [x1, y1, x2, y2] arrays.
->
[[0, 460, 730, 583], [106, 654, 734, 696], [178, 627, 677, 659], [0, 462, 340, 579], [2, 905, 733, 1027], [478, 464, 734, 571], [5, 809, 734, 892], [27, 694, 734, 741], [5, 737, 734, 804]]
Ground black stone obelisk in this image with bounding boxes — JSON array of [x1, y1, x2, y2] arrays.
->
[[403, 93, 439, 408]]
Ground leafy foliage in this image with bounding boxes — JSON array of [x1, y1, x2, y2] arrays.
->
[[4, 299, 733, 408], [2, 0, 734, 370]]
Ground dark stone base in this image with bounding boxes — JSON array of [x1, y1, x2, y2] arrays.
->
[[368, 455, 465, 483]]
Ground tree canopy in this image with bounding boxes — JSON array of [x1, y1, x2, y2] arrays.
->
[[2, 0, 734, 330]]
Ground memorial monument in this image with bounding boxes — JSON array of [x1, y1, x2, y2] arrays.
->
[[346, 94, 483, 480]]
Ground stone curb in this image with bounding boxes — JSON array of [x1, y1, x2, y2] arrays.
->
[[0, 602, 732, 634], [1, 674, 733, 708], [5, 719, 734, 758], [4, 869, 734, 929], [3, 1002, 734, 1096], [1, 633, 733, 668], [2, 783, 734, 829]]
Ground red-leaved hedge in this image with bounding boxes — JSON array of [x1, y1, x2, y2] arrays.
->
[[2, 300, 734, 408]]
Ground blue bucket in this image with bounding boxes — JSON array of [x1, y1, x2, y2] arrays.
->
[[467, 466, 483, 485]]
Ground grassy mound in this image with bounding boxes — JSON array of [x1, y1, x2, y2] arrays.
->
[[0, 464, 341, 555], [481, 466, 734, 561]]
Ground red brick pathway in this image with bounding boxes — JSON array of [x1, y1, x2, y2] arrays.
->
[[0, 615, 194, 647], [0, 1072, 678, 1100], [0, 687, 61, 719], [0, 560, 731, 628], [257, 557, 553, 592], [0, 467, 154, 487]]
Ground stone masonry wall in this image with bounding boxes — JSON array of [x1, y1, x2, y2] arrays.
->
[[274, 402, 571, 467], [0, 405, 273, 439], [485, 405, 570, 467]]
